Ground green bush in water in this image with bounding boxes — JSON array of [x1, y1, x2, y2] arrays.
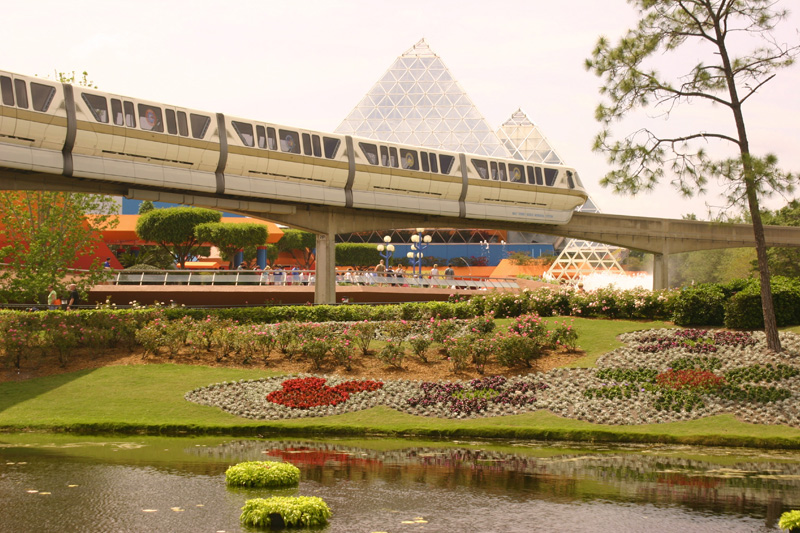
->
[[224, 461, 300, 488], [240, 496, 331, 528]]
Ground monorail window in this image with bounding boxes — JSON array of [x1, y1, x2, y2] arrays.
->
[[534, 166, 543, 185], [233, 121, 255, 147], [124, 101, 136, 128], [490, 161, 498, 180], [0, 76, 13, 106], [111, 99, 124, 125], [302, 133, 312, 156], [30, 82, 55, 112], [139, 104, 164, 132], [439, 154, 454, 174], [312, 135, 321, 157], [420, 151, 430, 172], [401, 149, 419, 170], [165, 109, 178, 135], [526, 166, 535, 184], [267, 127, 277, 150], [389, 147, 398, 168], [359, 142, 379, 165], [323, 137, 340, 159], [509, 164, 524, 183], [83, 93, 108, 123], [280, 129, 301, 154], [177, 111, 188, 136], [566, 170, 575, 189], [429, 152, 438, 173], [14, 79, 28, 109], [380, 146, 389, 166], [498, 163, 507, 181], [544, 168, 558, 186], [472, 159, 489, 179], [256, 125, 266, 149], [190, 114, 210, 139]]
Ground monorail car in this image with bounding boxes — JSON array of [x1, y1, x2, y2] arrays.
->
[[0, 69, 588, 223]]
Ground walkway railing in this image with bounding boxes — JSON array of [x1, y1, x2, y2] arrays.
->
[[109, 269, 521, 290]]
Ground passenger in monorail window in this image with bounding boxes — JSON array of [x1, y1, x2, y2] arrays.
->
[[138, 105, 163, 132]]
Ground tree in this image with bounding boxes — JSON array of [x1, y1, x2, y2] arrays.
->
[[0, 192, 118, 303], [277, 229, 317, 269], [761, 199, 800, 277], [138, 200, 155, 214], [586, 0, 799, 351], [194, 222, 269, 268], [0, 70, 117, 304], [135, 207, 221, 268]]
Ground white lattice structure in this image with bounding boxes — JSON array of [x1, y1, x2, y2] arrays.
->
[[336, 38, 509, 157], [496, 108, 563, 164], [546, 197, 626, 283]]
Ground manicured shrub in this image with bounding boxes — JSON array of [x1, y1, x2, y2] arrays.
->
[[225, 461, 300, 488], [724, 276, 800, 329], [240, 496, 331, 529], [671, 284, 726, 326]]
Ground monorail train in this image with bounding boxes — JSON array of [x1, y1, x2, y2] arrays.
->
[[0, 69, 588, 223]]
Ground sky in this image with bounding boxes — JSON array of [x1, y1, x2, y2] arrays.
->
[[4, 0, 799, 220]]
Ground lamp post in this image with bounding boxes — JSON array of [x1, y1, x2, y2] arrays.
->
[[376, 235, 395, 267], [408, 228, 432, 278]]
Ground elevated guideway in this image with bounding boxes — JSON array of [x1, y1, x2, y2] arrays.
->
[[3, 168, 800, 304]]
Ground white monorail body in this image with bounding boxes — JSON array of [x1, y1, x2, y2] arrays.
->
[[0, 70, 588, 223]]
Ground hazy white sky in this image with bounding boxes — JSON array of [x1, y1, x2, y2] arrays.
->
[[5, 0, 799, 219]]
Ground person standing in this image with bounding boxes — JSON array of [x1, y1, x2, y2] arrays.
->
[[47, 285, 58, 310], [444, 264, 455, 280], [66, 283, 79, 310]]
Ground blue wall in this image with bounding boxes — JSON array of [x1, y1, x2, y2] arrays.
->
[[386, 243, 553, 267], [122, 198, 243, 217]]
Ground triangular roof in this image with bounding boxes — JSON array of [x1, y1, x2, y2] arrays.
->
[[496, 109, 563, 164], [335, 38, 509, 157]]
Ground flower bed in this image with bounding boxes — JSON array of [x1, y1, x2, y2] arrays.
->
[[186, 329, 800, 425]]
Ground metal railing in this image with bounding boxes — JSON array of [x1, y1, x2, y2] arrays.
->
[[109, 269, 521, 290]]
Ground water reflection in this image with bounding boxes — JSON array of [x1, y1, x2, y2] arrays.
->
[[1, 435, 798, 532]]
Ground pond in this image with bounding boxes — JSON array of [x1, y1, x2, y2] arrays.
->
[[1, 434, 798, 532]]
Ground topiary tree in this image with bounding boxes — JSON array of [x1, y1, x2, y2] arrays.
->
[[135, 207, 221, 268], [277, 229, 316, 269], [194, 222, 268, 268]]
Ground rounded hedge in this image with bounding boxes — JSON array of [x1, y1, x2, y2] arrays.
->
[[240, 496, 331, 529], [225, 461, 300, 488]]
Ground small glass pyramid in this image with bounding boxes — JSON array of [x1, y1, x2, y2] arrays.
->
[[496, 109, 563, 164]]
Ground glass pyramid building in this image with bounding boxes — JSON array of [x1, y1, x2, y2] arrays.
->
[[336, 38, 509, 157], [495, 109, 563, 165]]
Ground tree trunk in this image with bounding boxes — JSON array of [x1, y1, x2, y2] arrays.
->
[[744, 181, 782, 352]]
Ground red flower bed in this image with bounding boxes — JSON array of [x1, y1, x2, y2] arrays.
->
[[656, 369, 725, 391], [267, 377, 384, 409]]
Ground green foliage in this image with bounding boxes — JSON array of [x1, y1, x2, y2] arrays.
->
[[135, 207, 221, 268], [225, 461, 300, 488], [117, 245, 177, 270], [194, 222, 268, 267], [671, 284, 726, 326], [724, 277, 800, 329], [507, 250, 533, 266], [762, 200, 800, 277], [277, 229, 317, 269], [0, 191, 118, 304], [137, 200, 155, 214], [779, 510, 800, 531], [240, 496, 331, 529], [335, 243, 382, 266]]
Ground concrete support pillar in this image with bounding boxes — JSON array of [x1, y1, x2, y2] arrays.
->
[[652, 235, 670, 290], [314, 232, 337, 305]]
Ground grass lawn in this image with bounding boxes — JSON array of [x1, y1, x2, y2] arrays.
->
[[2, 317, 799, 448]]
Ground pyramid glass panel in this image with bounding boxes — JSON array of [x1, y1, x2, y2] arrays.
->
[[336, 38, 509, 156]]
